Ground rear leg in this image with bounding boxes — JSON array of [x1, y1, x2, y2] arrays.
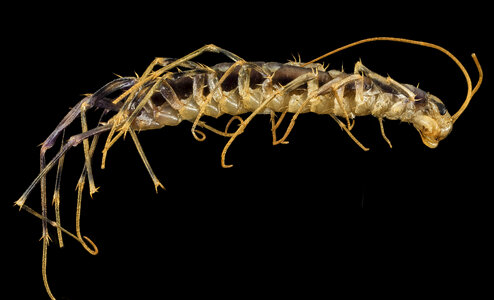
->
[[80, 101, 99, 197], [20, 78, 136, 244], [17, 125, 110, 300], [16, 123, 111, 299], [52, 131, 66, 248], [75, 109, 113, 255], [75, 131, 102, 255], [15, 124, 113, 210]]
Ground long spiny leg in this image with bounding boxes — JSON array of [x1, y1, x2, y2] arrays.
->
[[52, 131, 66, 248], [354, 61, 404, 149], [21, 196, 98, 300], [329, 114, 369, 151], [15, 125, 113, 209], [39, 143, 52, 300], [42, 236, 55, 300], [40, 144, 54, 300], [270, 109, 290, 145], [16, 80, 133, 300], [75, 128, 102, 255], [17, 126, 103, 299], [16, 79, 134, 210], [75, 178, 99, 255], [221, 72, 319, 168], [16, 126, 109, 300], [324, 74, 369, 150], [33, 77, 135, 193], [80, 101, 99, 197], [101, 78, 164, 169], [129, 129, 165, 192], [40, 156, 51, 238]]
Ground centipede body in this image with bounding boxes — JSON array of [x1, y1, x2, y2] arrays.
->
[[11, 37, 484, 300]]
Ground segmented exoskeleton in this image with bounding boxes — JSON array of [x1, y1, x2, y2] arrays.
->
[[15, 37, 483, 299]]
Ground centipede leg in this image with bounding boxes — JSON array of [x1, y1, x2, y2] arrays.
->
[[39, 151, 50, 242], [140, 45, 244, 85], [42, 236, 56, 300], [378, 118, 393, 148], [19, 83, 130, 300], [39, 147, 54, 300], [15, 124, 113, 209], [129, 129, 165, 192], [221, 72, 318, 168], [75, 128, 102, 255], [270, 110, 290, 145], [80, 101, 99, 197], [52, 131, 66, 248], [15, 127, 109, 300], [102, 77, 164, 169], [29, 79, 135, 245], [37, 97, 93, 248], [329, 114, 369, 151]]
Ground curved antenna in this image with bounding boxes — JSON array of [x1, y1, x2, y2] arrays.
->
[[302, 37, 483, 124], [452, 53, 483, 122]]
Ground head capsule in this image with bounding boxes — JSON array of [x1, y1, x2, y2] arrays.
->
[[406, 85, 453, 148]]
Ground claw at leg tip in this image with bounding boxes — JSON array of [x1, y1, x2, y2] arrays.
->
[[14, 198, 25, 210], [39, 233, 52, 243], [154, 181, 166, 193], [89, 186, 100, 198]]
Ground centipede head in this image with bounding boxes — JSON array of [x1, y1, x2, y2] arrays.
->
[[404, 50, 482, 149], [409, 89, 453, 148]]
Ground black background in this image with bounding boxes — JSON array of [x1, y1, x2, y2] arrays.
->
[[5, 2, 492, 299]]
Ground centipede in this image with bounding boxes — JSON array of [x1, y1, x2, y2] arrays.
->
[[15, 37, 482, 299]]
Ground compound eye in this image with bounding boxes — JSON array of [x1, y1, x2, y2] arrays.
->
[[430, 98, 447, 115]]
